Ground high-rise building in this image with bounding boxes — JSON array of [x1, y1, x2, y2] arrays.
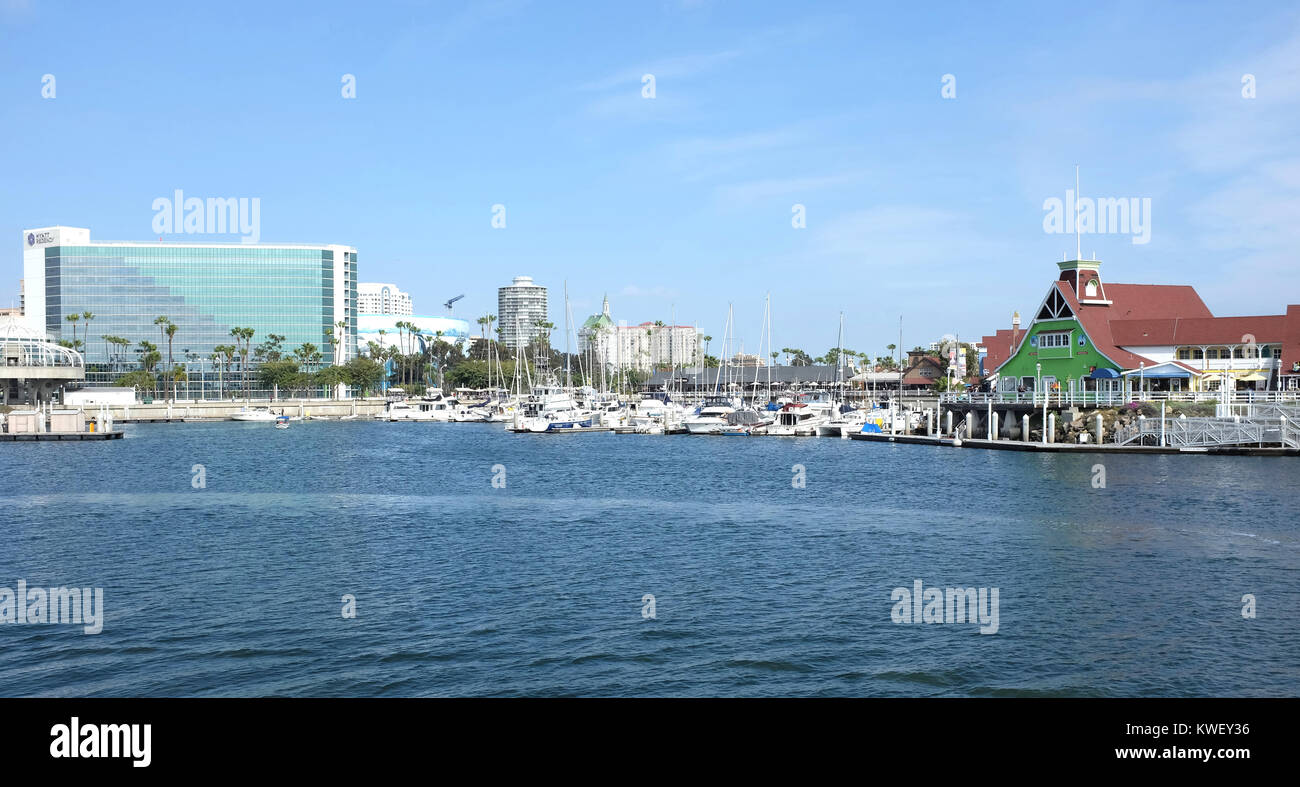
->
[[578, 295, 698, 372], [22, 226, 357, 389], [357, 282, 413, 315], [497, 275, 548, 351]]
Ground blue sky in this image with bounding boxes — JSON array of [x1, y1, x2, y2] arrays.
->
[[3, 0, 1298, 359]]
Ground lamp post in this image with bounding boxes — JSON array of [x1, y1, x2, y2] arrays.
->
[[1037, 362, 1046, 444]]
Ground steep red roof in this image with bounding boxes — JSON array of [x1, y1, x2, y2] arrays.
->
[[1282, 305, 1300, 374], [1110, 315, 1287, 346], [1097, 284, 1212, 320], [993, 272, 1297, 375], [1056, 281, 1159, 369]]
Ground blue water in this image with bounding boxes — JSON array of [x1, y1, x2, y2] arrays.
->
[[1, 421, 1297, 697]]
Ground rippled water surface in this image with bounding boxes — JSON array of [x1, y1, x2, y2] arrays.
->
[[1, 421, 1297, 696]]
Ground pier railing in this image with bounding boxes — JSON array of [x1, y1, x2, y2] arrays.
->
[[941, 390, 1300, 407], [1113, 416, 1295, 448]]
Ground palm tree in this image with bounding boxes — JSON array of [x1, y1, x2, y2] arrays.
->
[[324, 323, 346, 397], [81, 312, 95, 364], [702, 335, 713, 360], [165, 322, 178, 401], [137, 340, 162, 396], [171, 366, 188, 400], [154, 315, 170, 351], [65, 314, 80, 354], [230, 327, 255, 399], [335, 320, 348, 365], [242, 328, 256, 396], [432, 330, 446, 388], [212, 344, 235, 399], [407, 323, 421, 386]]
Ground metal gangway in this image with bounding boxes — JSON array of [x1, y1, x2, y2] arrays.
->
[[1114, 416, 1298, 448]]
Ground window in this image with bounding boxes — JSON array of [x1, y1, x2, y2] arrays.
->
[[1084, 279, 1099, 297], [1038, 331, 1071, 348]]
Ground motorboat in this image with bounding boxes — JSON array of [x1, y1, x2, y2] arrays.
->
[[231, 407, 278, 422], [386, 390, 458, 422], [768, 400, 832, 436], [715, 409, 769, 436], [233, 407, 301, 422], [514, 385, 596, 432], [857, 404, 920, 434], [815, 405, 869, 437], [684, 396, 736, 435]]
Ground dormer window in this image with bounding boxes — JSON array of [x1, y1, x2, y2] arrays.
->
[[1084, 279, 1099, 298]]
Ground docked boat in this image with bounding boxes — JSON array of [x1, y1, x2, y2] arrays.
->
[[716, 409, 769, 436], [233, 407, 302, 422], [514, 385, 596, 432], [231, 407, 278, 422], [857, 404, 919, 434], [684, 396, 736, 435], [478, 397, 519, 422], [816, 406, 869, 437], [768, 395, 833, 436], [386, 390, 458, 422], [629, 394, 686, 430]]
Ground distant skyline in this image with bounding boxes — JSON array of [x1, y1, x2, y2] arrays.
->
[[3, 0, 1298, 359]]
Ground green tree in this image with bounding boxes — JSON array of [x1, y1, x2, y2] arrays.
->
[[164, 322, 179, 401], [65, 313, 80, 354], [255, 333, 286, 363], [231, 327, 255, 399], [258, 359, 301, 393], [115, 370, 156, 392], [212, 344, 237, 399], [342, 356, 385, 395], [81, 312, 95, 363], [136, 340, 162, 396]]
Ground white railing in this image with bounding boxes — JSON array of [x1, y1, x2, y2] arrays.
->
[[1114, 416, 1295, 448], [941, 390, 1300, 407]]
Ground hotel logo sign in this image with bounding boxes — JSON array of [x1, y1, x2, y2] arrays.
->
[[26, 231, 55, 247]]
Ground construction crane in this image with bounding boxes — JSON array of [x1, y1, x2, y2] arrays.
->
[[443, 294, 464, 313]]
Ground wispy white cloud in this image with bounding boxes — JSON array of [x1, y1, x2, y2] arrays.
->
[[577, 49, 741, 93], [714, 171, 867, 206]]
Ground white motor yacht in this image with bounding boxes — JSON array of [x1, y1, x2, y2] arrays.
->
[[514, 385, 596, 432], [684, 396, 736, 435]]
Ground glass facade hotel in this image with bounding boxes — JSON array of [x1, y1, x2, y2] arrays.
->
[[22, 227, 357, 394]]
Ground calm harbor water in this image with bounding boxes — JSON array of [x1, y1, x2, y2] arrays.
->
[[1, 420, 1297, 697]]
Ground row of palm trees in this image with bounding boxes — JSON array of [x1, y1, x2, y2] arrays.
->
[[110, 318, 262, 401]]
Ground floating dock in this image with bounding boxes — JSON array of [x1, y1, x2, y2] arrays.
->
[[0, 431, 124, 441], [847, 431, 1298, 456]]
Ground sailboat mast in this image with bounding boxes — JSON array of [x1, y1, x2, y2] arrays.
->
[[563, 281, 572, 389], [837, 311, 844, 406]]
